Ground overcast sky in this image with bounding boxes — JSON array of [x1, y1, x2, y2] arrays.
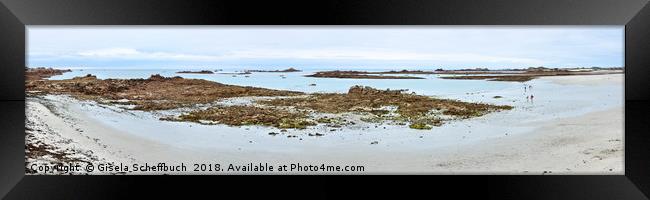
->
[[27, 26, 623, 69]]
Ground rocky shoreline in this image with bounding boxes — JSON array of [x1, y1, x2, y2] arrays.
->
[[26, 73, 303, 110], [25, 67, 72, 81], [26, 69, 512, 130]]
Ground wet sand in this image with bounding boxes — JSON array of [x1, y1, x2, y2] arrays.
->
[[424, 106, 623, 174], [543, 73, 623, 86], [25, 74, 623, 174]]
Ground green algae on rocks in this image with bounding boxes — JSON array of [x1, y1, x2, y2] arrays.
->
[[162, 105, 316, 129], [260, 86, 512, 128]]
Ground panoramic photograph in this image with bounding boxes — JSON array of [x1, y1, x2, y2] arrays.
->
[[25, 26, 623, 174]]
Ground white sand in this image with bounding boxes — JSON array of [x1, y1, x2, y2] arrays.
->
[[419, 74, 624, 174], [543, 74, 623, 86], [26, 97, 203, 174], [25, 74, 624, 174], [422, 107, 623, 174]]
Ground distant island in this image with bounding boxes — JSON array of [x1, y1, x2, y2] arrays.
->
[[217, 71, 252, 75], [372, 70, 437, 74], [25, 67, 72, 81], [180, 68, 301, 75], [430, 66, 623, 73], [245, 67, 301, 73], [305, 70, 425, 79], [176, 70, 214, 74], [305, 67, 623, 81], [435, 66, 624, 82]]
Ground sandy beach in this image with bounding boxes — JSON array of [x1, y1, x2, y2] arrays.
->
[[424, 106, 623, 174], [25, 74, 623, 174]]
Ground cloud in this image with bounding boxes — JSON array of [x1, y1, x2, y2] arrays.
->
[[76, 48, 219, 61], [69, 48, 543, 65], [27, 27, 623, 68], [78, 48, 140, 57]]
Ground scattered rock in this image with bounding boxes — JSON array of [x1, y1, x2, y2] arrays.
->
[[27, 74, 302, 111], [409, 122, 432, 130], [174, 105, 315, 129]]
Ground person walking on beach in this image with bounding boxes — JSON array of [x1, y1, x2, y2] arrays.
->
[[530, 94, 534, 103]]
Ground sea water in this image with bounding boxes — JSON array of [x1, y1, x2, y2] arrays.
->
[[49, 68, 622, 119], [42, 69, 623, 153]]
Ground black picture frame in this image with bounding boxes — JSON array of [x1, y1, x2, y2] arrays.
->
[[1, 0, 649, 199]]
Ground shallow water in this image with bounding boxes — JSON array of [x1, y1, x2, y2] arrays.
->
[[50, 68, 513, 95], [50, 68, 623, 121], [42, 69, 623, 156]]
